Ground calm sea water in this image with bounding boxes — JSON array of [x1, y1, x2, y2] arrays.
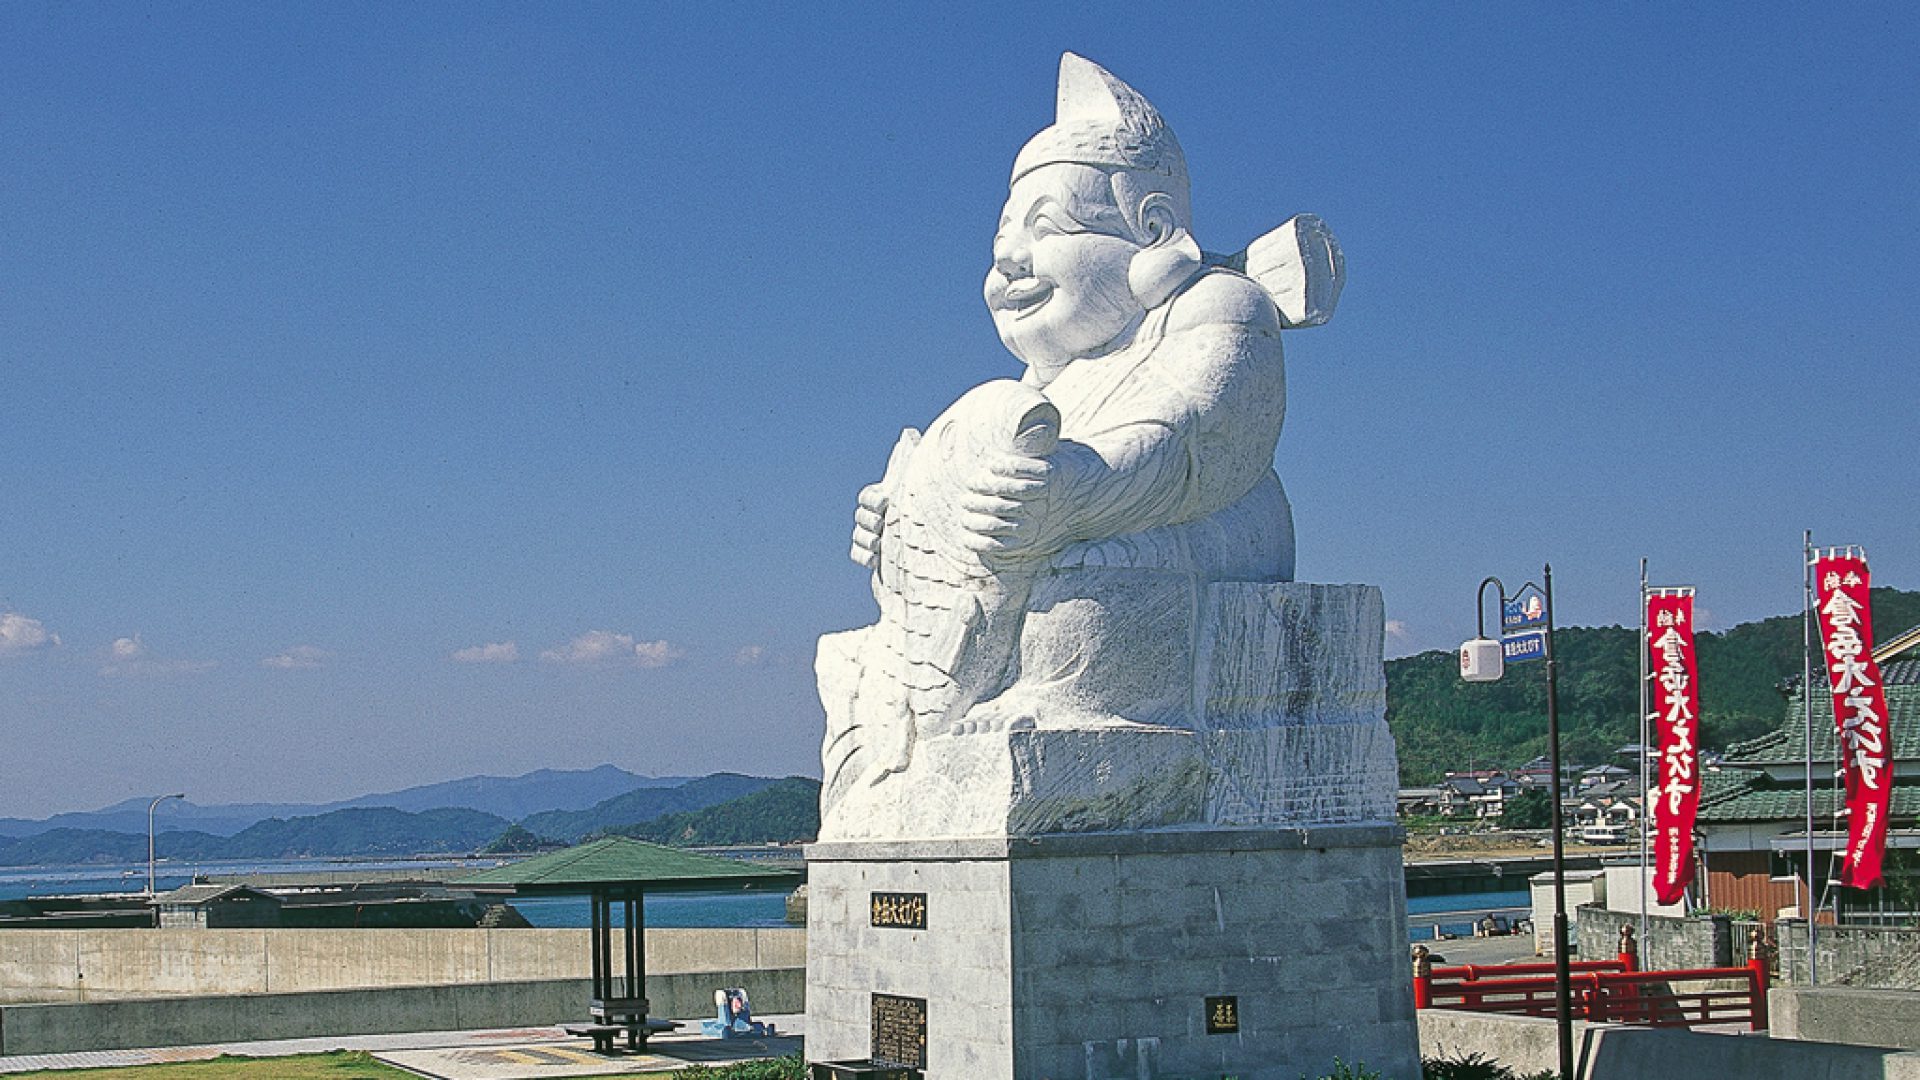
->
[[0, 859, 795, 928], [2, 860, 1523, 934], [1406, 887, 1532, 941]]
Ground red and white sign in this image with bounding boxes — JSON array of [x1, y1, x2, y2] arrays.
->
[[1647, 591, 1700, 905], [1814, 552, 1892, 891]]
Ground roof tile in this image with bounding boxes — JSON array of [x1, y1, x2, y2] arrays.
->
[[455, 837, 797, 894]]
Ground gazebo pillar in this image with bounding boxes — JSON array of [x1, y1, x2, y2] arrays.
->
[[624, 894, 645, 1007]]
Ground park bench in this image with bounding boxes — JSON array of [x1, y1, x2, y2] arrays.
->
[[563, 996, 675, 1052]]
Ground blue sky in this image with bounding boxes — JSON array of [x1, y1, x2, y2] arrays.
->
[[3, 5, 1916, 818]]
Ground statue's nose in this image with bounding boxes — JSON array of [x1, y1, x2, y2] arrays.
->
[[993, 233, 1028, 279]]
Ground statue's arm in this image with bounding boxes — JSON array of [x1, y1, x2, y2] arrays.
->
[[850, 427, 922, 569], [962, 276, 1285, 562]]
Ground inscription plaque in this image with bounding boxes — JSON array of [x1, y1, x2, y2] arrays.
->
[[869, 892, 928, 929], [870, 992, 928, 1068], [1205, 995, 1240, 1035]]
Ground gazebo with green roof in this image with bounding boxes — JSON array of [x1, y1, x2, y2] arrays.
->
[[458, 837, 801, 1049]]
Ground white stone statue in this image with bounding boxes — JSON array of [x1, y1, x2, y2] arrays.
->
[[817, 54, 1390, 841]]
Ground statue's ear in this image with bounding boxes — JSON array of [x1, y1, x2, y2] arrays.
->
[[1134, 192, 1183, 248], [1129, 192, 1201, 308]]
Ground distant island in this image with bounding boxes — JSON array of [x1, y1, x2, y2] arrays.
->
[[0, 771, 822, 868]]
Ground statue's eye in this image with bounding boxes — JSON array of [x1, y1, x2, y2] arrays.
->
[[1029, 213, 1076, 238]]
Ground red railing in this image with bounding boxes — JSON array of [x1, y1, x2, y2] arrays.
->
[[1412, 927, 1770, 1032]]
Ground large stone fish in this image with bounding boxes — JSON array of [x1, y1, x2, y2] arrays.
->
[[825, 379, 1059, 792]]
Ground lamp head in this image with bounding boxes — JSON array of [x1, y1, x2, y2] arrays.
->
[[1459, 638, 1504, 682]]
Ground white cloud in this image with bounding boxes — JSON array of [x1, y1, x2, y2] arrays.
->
[[1385, 619, 1410, 641], [262, 644, 330, 670], [733, 645, 767, 667], [632, 639, 682, 668], [99, 635, 216, 677], [541, 630, 684, 669], [452, 641, 519, 664], [0, 612, 60, 656]]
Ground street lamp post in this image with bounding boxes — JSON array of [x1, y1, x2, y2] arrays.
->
[[1461, 567, 1572, 1080], [147, 793, 186, 897]]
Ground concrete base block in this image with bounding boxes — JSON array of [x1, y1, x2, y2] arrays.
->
[[1420, 1007, 1920, 1080], [1772, 985, 1920, 1050], [806, 825, 1418, 1080]]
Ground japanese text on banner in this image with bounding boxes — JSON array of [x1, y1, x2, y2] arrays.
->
[[1647, 591, 1700, 905], [1814, 553, 1892, 891]]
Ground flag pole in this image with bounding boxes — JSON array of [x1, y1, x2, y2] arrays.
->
[[1803, 530, 1818, 985], [1638, 557, 1651, 950]]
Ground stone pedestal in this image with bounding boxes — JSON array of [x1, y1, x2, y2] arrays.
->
[[821, 582, 1401, 842], [805, 826, 1419, 1080]]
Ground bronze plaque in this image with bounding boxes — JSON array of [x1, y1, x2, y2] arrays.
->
[[870, 992, 927, 1068], [869, 891, 928, 930], [1205, 994, 1240, 1035]]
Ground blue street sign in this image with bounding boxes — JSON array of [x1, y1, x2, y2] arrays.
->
[[1502, 588, 1548, 632], [1502, 630, 1546, 663]]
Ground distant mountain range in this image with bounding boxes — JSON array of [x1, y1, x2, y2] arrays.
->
[[520, 772, 782, 842], [0, 808, 515, 866], [0, 769, 808, 868], [0, 764, 684, 840]]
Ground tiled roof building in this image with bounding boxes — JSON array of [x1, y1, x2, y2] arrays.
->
[[1697, 658, 1920, 923]]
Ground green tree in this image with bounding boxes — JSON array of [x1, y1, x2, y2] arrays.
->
[[1500, 789, 1553, 829], [483, 823, 557, 854], [1386, 587, 1920, 785]]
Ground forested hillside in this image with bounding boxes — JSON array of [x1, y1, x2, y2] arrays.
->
[[519, 772, 778, 842], [1388, 586, 1920, 784], [612, 777, 820, 846]]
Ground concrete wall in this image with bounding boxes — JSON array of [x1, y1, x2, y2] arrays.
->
[[1772, 987, 1920, 1050], [1598, 865, 1685, 919], [1576, 906, 1740, 971], [0, 967, 806, 1056], [0, 927, 805, 1003], [1532, 870, 1605, 956], [1774, 920, 1920, 989], [1420, 1008, 1920, 1079]]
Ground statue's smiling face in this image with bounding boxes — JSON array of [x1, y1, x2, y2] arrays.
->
[[985, 163, 1145, 379]]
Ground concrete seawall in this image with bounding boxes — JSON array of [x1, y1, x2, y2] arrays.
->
[[0, 927, 805, 1003], [0, 968, 806, 1056], [1420, 1008, 1920, 1079]]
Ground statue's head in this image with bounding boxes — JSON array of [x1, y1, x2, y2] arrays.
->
[[985, 54, 1202, 382]]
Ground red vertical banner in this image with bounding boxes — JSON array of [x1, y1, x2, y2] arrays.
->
[[1814, 552, 1892, 890], [1647, 591, 1701, 905]]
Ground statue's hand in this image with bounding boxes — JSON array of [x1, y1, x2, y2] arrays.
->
[[850, 482, 889, 569], [955, 449, 1070, 566]]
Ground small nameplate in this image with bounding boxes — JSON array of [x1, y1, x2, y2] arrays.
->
[[1205, 995, 1240, 1035], [869, 891, 927, 930], [871, 992, 928, 1068]]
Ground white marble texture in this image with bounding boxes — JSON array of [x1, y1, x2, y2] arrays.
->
[[817, 53, 1378, 842], [804, 828, 1421, 1080]]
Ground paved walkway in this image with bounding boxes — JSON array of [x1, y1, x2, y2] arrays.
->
[[1421, 932, 1537, 967], [0, 1017, 804, 1078]]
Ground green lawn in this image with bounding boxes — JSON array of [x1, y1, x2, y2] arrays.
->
[[0, 1051, 411, 1079]]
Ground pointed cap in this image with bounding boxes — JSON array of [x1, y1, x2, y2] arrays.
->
[[1012, 53, 1187, 184]]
